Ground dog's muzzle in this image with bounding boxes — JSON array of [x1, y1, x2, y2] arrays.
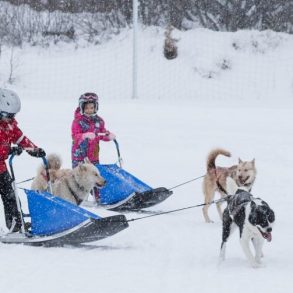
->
[[238, 175, 250, 185], [257, 227, 272, 242], [96, 180, 106, 189]]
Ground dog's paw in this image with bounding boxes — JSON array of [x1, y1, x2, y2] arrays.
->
[[250, 261, 264, 268], [217, 258, 225, 267], [255, 251, 264, 263], [219, 254, 225, 262], [255, 256, 263, 264]]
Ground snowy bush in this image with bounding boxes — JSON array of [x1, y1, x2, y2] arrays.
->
[[231, 30, 286, 54], [0, 2, 129, 47], [1, 0, 292, 39]]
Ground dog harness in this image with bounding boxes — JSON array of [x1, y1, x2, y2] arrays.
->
[[228, 190, 253, 217], [65, 175, 89, 205]]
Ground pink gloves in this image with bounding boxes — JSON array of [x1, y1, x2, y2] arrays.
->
[[82, 132, 95, 140], [97, 132, 116, 141], [82, 131, 116, 141], [106, 132, 116, 141]]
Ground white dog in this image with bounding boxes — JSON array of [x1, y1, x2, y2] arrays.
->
[[219, 177, 275, 268], [31, 154, 106, 205]]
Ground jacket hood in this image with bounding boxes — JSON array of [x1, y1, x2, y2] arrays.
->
[[74, 107, 82, 119]]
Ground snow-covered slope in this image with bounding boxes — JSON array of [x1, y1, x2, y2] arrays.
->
[[0, 28, 292, 293]]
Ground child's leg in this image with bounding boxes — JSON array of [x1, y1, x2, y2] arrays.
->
[[0, 172, 22, 232], [72, 159, 80, 169], [89, 160, 100, 203]]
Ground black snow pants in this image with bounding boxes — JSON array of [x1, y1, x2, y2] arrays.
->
[[0, 171, 22, 232]]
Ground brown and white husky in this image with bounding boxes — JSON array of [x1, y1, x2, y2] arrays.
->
[[202, 148, 257, 223]]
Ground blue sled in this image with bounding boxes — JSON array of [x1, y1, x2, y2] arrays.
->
[[0, 189, 128, 246], [1, 150, 128, 246], [96, 164, 173, 211]]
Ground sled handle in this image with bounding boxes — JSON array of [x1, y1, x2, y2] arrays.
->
[[9, 147, 52, 193], [41, 156, 53, 194], [113, 139, 123, 168], [8, 146, 24, 181], [8, 148, 26, 234], [90, 133, 123, 167]]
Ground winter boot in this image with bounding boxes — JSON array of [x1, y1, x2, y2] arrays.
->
[[2, 190, 23, 232], [9, 217, 22, 233]]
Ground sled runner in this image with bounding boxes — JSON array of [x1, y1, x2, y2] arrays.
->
[[94, 140, 173, 211], [0, 149, 128, 246]]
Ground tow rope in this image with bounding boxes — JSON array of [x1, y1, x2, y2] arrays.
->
[[168, 174, 205, 191], [126, 196, 229, 223], [16, 177, 35, 185]]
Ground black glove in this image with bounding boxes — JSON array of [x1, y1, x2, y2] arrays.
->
[[9, 146, 23, 156], [27, 148, 46, 158]]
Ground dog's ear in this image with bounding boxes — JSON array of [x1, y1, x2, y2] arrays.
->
[[267, 208, 275, 223], [78, 162, 87, 171], [251, 158, 255, 166], [238, 158, 243, 164], [261, 199, 269, 207], [259, 202, 275, 224], [248, 201, 257, 225], [84, 157, 91, 164]]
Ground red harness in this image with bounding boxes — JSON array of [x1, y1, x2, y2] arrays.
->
[[40, 170, 48, 181]]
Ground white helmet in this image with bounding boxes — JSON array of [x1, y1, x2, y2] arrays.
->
[[0, 89, 21, 116]]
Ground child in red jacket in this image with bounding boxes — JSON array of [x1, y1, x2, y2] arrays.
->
[[0, 89, 45, 232]]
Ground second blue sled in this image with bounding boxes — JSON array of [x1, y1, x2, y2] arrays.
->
[[95, 140, 173, 212]]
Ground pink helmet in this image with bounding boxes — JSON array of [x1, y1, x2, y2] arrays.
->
[[79, 92, 99, 114]]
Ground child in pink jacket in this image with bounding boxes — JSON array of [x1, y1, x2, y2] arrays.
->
[[71, 92, 115, 167], [71, 92, 115, 202]]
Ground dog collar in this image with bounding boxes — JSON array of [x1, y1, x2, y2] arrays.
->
[[67, 184, 83, 205], [66, 175, 88, 205]]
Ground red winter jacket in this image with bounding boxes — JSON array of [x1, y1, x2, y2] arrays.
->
[[0, 118, 37, 173]]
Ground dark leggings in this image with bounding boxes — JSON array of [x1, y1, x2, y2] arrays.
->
[[0, 171, 22, 230]]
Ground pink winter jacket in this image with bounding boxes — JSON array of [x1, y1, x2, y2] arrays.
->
[[71, 108, 112, 167]]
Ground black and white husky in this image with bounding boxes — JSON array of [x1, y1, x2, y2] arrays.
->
[[219, 177, 275, 268]]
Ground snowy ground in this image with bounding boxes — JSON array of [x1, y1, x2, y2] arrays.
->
[[0, 28, 293, 293]]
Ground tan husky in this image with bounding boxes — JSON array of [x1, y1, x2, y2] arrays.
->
[[31, 154, 106, 205], [202, 148, 257, 223]]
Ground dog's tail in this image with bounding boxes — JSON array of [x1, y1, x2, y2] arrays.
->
[[206, 148, 231, 171], [46, 153, 62, 170]]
